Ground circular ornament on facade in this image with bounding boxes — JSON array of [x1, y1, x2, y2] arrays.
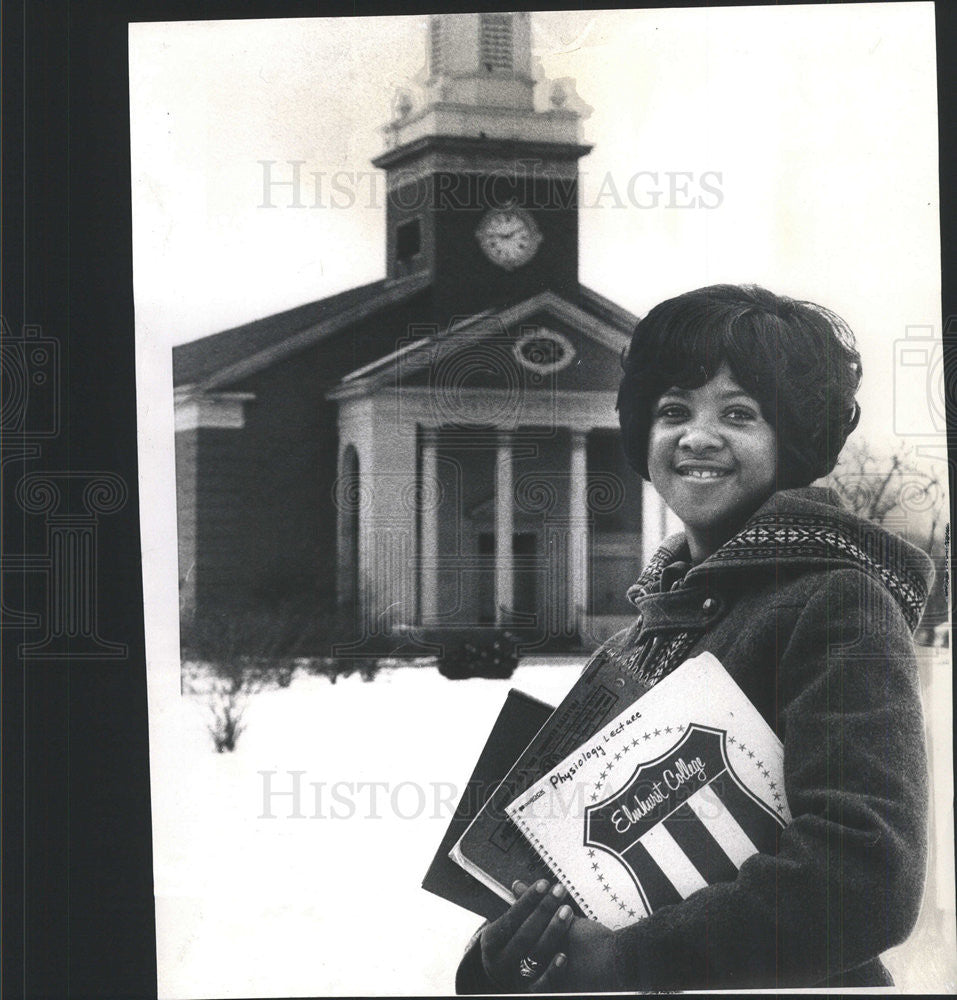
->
[[513, 328, 575, 374], [475, 203, 542, 270]]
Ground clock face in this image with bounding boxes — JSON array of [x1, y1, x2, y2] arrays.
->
[[476, 206, 542, 270]]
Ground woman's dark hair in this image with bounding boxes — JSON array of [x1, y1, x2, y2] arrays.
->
[[617, 284, 862, 488]]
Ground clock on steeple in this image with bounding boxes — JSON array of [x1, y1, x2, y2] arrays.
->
[[475, 201, 542, 270], [372, 12, 592, 318]]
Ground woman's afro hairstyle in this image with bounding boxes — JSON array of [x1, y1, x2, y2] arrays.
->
[[616, 284, 862, 488]]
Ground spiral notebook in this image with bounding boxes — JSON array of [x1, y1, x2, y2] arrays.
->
[[506, 653, 791, 929]]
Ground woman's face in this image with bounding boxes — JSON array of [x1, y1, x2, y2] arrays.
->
[[647, 365, 777, 562]]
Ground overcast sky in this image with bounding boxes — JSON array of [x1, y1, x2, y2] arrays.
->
[[130, 3, 942, 450]]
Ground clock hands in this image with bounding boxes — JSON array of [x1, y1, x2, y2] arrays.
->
[[476, 206, 541, 268], [488, 221, 522, 238], [488, 229, 524, 246]]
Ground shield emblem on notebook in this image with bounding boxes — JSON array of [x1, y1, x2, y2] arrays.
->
[[584, 724, 785, 915]]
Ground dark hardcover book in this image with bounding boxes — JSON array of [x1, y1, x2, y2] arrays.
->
[[450, 639, 653, 904], [421, 688, 554, 921]]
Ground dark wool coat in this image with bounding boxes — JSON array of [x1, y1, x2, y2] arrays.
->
[[456, 487, 934, 992]]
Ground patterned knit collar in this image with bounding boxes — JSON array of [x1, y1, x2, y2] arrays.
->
[[627, 487, 933, 632]]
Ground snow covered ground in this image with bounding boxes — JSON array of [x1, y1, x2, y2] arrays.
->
[[150, 654, 955, 997], [152, 659, 584, 997]]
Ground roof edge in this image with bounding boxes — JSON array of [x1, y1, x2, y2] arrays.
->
[[191, 272, 433, 391]]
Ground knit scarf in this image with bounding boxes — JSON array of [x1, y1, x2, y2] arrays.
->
[[604, 494, 932, 689], [592, 542, 699, 688]]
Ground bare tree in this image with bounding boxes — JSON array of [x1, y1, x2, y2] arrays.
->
[[829, 439, 946, 553], [829, 439, 949, 639], [180, 599, 314, 751]]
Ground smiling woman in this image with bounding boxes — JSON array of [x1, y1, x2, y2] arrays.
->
[[456, 285, 934, 993], [618, 285, 861, 562], [647, 367, 778, 562], [617, 284, 862, 493]]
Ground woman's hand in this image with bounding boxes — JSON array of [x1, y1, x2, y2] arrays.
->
[[480, 879, 573, 992]]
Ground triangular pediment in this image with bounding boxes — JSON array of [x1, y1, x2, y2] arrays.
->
[[327, 290, 634, 401]]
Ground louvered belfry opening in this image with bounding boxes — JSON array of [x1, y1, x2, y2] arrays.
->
[[480, 13, 513, 72]]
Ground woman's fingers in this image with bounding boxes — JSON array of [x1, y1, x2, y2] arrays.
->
[[502, 883, 568, 965], [482, 879, 550, 954], [533, 901, 573, 962], [529, 952, 567, 993], [522, 900, 573, 993], [480, 880, 574, 991]]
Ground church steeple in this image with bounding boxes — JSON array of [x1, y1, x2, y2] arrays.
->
[[372, 12, 591, 314], [382, 13, 582, 157], [429, 12, 535, 103]]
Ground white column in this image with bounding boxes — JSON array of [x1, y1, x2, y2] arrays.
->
[[569, 430, 589, 638], [420, 428, 440, 625], [335, 444, 356, 611], [641, 479, 683, 567], [494, 432, 514, 625]]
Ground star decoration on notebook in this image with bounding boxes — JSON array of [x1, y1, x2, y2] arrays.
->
[[597, 873, 605, 883], [590, 792, 598, 801], [632, 738, 640, 747], [729, 735, 736, 744], [628, 909, 636, 918], [614, 753, 621, 761], [610, 893, 618, 902], [619, 900, 626, 910], [587, 850, 595, 858], [591, 862, 599, 870], [602, 883, 611, 893], [665, 726, 673, 734], [599, 771, 608, 781], [653, 728, 661, 736], [643, 733, 651, 741]]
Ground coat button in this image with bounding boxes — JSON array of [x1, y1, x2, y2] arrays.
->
[[702, 597, 718, 614]]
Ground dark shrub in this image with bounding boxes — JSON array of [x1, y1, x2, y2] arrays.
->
[[428, 628, 520, 680], [301, 657, 383, 683]]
